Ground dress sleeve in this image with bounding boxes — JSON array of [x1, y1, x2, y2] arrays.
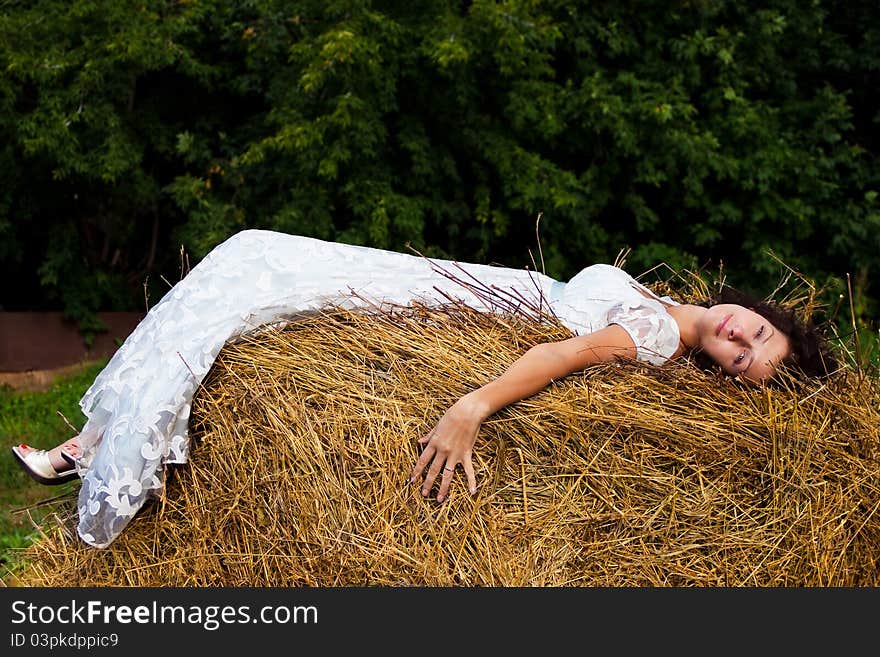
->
[[606, 299, 680, 366]]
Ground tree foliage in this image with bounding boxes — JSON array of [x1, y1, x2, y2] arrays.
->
[[1, 0, 877, 335]]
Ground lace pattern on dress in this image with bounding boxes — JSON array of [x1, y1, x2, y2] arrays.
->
[[607, 299, 681, 365]]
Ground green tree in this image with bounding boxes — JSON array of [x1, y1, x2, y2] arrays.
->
[[1, 0, 877, 339]]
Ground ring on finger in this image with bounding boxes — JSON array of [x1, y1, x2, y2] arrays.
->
[[443, 466, 454, 472]]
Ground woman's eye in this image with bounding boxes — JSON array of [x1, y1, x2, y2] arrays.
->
[[735, 352, 745, 364], [756, 325, 765, 339]]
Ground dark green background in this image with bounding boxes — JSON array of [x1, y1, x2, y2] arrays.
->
[[1, 0, 877, 340]]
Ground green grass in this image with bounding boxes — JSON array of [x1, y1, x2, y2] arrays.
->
[[0, 360, 107, 576]]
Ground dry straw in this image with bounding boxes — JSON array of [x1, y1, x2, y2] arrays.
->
[[5, 264, 880, 586]]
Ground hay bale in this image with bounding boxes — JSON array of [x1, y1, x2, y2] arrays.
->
[[6, 299, 880, 587]]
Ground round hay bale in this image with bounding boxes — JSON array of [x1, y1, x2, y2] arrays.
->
[[6, 301, 880, 586]]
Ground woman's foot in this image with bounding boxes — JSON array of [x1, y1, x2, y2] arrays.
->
[[19, 436, 80, 470], [11, 436, 81, 485]]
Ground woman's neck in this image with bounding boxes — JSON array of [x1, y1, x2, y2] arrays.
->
[[666, 304, 707, 350]]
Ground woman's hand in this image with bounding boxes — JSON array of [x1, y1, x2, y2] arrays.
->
[[409, 393, 487, 502], [408, 329, 638, 503]]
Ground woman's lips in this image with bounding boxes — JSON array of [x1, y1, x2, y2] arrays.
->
[[716, 314, 732, 337]]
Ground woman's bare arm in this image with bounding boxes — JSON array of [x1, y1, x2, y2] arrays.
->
[[409, 324, 638, 501]]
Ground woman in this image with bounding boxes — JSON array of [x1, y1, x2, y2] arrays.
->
[[11, 229, 836, 548]]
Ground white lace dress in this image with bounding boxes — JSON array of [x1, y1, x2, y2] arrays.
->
[[73, 229, 681, 548]]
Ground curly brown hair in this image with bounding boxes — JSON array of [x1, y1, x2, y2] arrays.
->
[[695, 286, 839, 381]]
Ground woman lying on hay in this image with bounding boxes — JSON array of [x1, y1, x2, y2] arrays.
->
[[12, 229, 837, 551]]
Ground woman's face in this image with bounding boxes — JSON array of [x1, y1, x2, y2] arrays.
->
[[697, 304, 791, 382]]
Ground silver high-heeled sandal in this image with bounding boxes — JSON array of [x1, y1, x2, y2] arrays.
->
[[11, 444, 78, 485]]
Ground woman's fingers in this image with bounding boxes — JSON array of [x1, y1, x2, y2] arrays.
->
[[434, 455, 477, 501], [415, 451, 476, 503], [410, 436, 456, 499], [420, 457, 445, 497], [462, 457, 477, 497], [409, 440, 436, 484], [436, 463, 456, 503], [411, 402, 482, 500]]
